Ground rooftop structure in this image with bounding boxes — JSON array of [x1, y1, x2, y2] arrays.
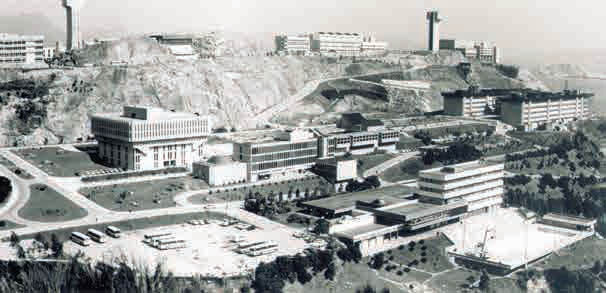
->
[[90, 106, 211, 170], [0, 33, 44, 67], [62, 0, 82, 51]]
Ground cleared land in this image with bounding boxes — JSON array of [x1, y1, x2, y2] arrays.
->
[[80, 176, 209, 212], [18, 184, 87, 222], [63, 218, 309, 277], [380, 157, 441, 183], [12, 146, 110, 177]]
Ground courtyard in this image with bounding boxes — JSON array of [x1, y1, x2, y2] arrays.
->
[[12, 146, 111, 177]]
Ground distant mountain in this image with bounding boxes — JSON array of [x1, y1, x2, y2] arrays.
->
[[0, 13, 63, 45]]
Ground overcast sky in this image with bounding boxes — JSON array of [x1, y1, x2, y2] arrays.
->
[[4, 0, 606, 60]]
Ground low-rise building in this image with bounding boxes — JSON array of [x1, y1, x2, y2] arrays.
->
[[311, 32, 363, 56], [312, 157, 357, 192], [418, 160, 504, 215], [90, 105, 212, 171], [500, 89, 592, 131], [275, 34, 310, 54], [193, 156, 247, 186], [539, 213, 596, 232], [442, 87, 512, 117], [440, 39, 500, 64], [233, 129, 318, 182], [0, 33, 44, 67]]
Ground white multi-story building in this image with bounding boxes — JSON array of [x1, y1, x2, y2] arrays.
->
[[500, 90, 592, 131], [311, 32, 363, 56], [193, 156, 247, 186], [0, 34, 44, 66], [418, 160, 505, 215], [90, 106, 211, 171], [233, 129, 318, 182], [442, 87, 513, 118], [275, 34, 310, 54]]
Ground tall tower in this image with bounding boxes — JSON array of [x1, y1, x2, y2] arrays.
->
[[62, 0, 81, 51], [426, 11, 441, 53]]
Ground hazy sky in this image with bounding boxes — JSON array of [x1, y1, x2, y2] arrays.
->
[[4, 0, 606, 61]]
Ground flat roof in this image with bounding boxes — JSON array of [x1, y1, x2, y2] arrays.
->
[[93, 107, 204, 123], [421, 160, 501, 176], [301, 186, 415, 213], [335, 223, 398, 240], [381, 200, 466, 220], [542, 213, 597, 226]]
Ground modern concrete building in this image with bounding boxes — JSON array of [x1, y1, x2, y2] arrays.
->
[[426, 11, 441, 53], [311, 32, 363, 56], [539, 213, 596, 232], [442, 87, 513, 117], [275, 34, 311, 54], [440, 39, 500, 64], [193, 155, 247, 186], [233, 129, 318, 182], [148, 34, 199, 60], [0, 34, 44, 66], [90, 106, 212, 171], [312, 158, 357, 192], [418, 160, 505, 215], [500, 90, 592, 131], [62, 0, 82, 51]]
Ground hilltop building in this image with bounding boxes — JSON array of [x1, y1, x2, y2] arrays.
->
[[311, 32, 363, 56], [90, 105, 212, 171], [62, 0, 82, 51], [440, 39, 500, 64], [275, 34, 311, 55], [0, 34, 44, 67], [426, 11, 441, 53], [500, 89, 592, 131], [442, 86, 512, 117]]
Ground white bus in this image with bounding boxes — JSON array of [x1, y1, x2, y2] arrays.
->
[[87, 229, 106, 243], [241, 241, 278, 255], [105, 226, 121, 238], [144, 232, 172, 241], [71, 232, 91, 246], [248, 247, 278, 257]]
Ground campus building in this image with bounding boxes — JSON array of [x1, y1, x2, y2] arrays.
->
[[442, 87, 513, 117], [0, 34, 44, 66], [311, 32, 363, 56], [500, 90, 592, 131], [426, 11, 441, 53], [233, 129, 318, 182], [193, 155, 247, 186], [312, 157, 357, 192], [275, 34, 311, 54], [439, 39, 501, 64], [418, 160, 505, 215], [148, 33, 199, 60], [90, 106, 212, 171]]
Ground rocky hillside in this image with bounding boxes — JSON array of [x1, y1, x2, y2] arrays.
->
[[0, 37, 397, 146]]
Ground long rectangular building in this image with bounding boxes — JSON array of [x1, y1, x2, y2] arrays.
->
[[275, 34, 310, 54], [418, 160, 504, 215], [311, 32, 363, 56], [90, 106, 211, 171], [500, 90, 592, 131], [442, 87, 512, 117], [0, 33, 44, 66]]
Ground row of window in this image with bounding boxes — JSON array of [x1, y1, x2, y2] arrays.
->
[[131, 119, 209, 140], [252, 156, 315, 171], [250, 141, 317, 155], [0, 40, 43, 45], [251, 149, 317, 163]]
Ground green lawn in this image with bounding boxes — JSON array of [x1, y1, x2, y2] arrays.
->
[[386, 235, 454, 274], [425, 268, 480, 293], [80, 176, 209, 212], [0, 219, 25, 231], [18, 184, 87, 222], [0, 155, 34, 179], [18, 211, 229, 243], [12, 146, 110, 177], [380, 157, 441, 183], [533, 236, 606, 271], [353, 153, 395, 176]]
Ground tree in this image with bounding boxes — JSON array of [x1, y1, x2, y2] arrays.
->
[[313, 219, 330, 234], [9, 232, 19, 248], [324, 262, 336, 280], [51, 233, 63, 257], [592, 260, 602, 274], [479, 270, 490, 291]]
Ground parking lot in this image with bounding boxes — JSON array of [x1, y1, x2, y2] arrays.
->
[[64, 219, 311, 277]]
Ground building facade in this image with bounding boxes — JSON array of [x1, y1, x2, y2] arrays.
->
[[0, 34, 44, 66], [311, 32, 363, 56], [275, 34, 310, 54], [442, 87, 513, 117], [193, 156, 247, 186], [426, 11, 441, 53], [418, 160, 505, 214], [233, 129, 318, 182], [500, 90, 592, 131], [62, 0, 82, 51], [440, 39, 500, 64], [90, 106, 211, 171]]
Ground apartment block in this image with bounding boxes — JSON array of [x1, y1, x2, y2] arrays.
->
[[500, 90, 592, 131], [275, 34, 310, 54], [311, 32, 363, 56], [90, 106, 211, 171], [0, 33, 44, 66], [418, 160, 505, 215], [442, 87, 512, 117], [233, 129, 318, 182]]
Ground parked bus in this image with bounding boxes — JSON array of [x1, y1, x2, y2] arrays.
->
[[248, 247, 278, 257], [105, 226, 121, 238], [241, 241, 278, 255], [71, 232, 91, 246], [237, 241, 265, 250], [143, 232, 172, 243], [87, 229, 106, 243]]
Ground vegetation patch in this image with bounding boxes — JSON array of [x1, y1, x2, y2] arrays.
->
[[12, 146, 110, 177], [18, 184, 87, 222]]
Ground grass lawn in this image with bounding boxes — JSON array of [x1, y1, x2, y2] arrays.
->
[[189, 176, 331, 205], [0, 155, 34, 179], [385, 235, 454, 274], [425, 268, 480, 293], [380, 157, 441, 183], [18, 184, 87, 222], [79, 176, 209, 212], [489, 277, 526, 293], [18, 211, 229, 243], [0, 219, 25, 231], [12, 146, 110, 177], [353, 153, 395, 176], [533, 236, 606, 271]]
